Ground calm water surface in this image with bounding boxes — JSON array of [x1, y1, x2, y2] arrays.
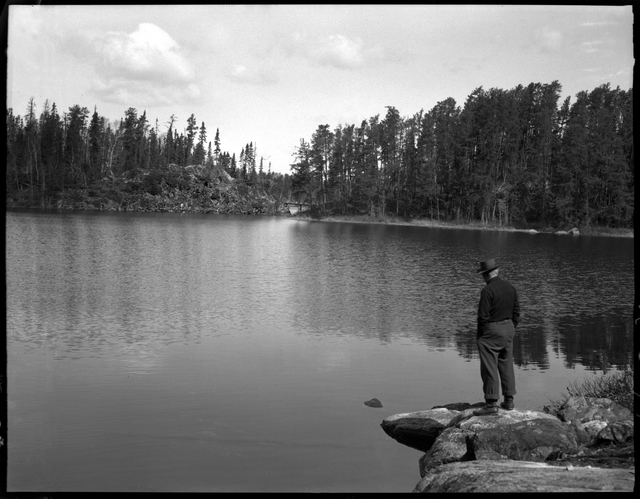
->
[[6, 210, 634, 492]]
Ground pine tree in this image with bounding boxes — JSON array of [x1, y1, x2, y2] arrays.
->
[[185, 113, 197, 164], [214, 128, 221, 166], [310, 124, 333, 209], [88, 108, 104, 179], [165, 114, 176, 166], [193, 121, 207, 165], [136, 110, 149, 171], [290, 139, 312, 204], [120, 107, 138, 172], [64, 104, 90, 186], [247, 142, 258, 184], [230, 152, 237, 178], [24, 97, 40, 200], [39, 101, 64, 192], [206, 141, 213, 166]]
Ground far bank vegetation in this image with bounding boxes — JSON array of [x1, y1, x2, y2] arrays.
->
[[6, 81, 633, 230]]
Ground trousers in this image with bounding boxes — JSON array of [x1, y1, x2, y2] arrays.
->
[[477, 320, 516, 400]]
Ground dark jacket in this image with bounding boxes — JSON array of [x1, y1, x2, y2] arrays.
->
[[477, 276, 520, 336]]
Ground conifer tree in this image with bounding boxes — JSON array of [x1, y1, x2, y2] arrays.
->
[[214, 128, 221, 166], [88, 108, 104, 179], [185, 113, 197, 164]]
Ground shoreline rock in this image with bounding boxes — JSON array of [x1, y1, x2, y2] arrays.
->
[[412, 459, 635, 493], [381, 396, 634, 492], [295, 214, 634, 238]]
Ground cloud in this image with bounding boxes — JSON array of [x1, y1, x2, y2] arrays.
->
[[9, 5, 46, 41], [79, 23, 200, 107], [581, 21, 615, 27], [581, 40, 603, 54], [445, 55, 486, 76], [288, 33, 387, 70], [92, 79, 201, 108], [227, 64, 279, 85], [311, 34, 366, 69], [95, 23, 193, 82], [534, 27, 563, 53]]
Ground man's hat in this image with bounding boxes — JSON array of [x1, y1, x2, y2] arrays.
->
[[476, 258, 499, 274]]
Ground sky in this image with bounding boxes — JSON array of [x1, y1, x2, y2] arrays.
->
[[5, 4, 634, 175]]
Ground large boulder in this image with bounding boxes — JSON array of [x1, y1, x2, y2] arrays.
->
[[413, 460, 635, 493], [556, 396, 633, 424], [380, 408, 462, 453], [554, 396, 634, 446], [381, 397, 634, 492], [596, 420, 634, 444], [416, 410, 580, 477], [468, 418, 581, 461], [418, 427, 473, 476]]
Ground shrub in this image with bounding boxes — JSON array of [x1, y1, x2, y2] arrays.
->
[[544, 367, 635, 416], [106, 189, 123, 203], [146, 183, 162, 196], [176, 175, 191, 191], [163, 172, 180, 189]]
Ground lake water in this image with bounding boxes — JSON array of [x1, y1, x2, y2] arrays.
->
[[5, 210, 634, 492]]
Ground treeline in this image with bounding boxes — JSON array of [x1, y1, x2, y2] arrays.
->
[[290, 81, 633, 228], [6, 100, 290, 206]]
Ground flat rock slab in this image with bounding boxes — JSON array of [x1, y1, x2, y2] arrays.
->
[[413, 460, 635, 493], [383, 408, 463, 426], [447, 408, 558, 430]]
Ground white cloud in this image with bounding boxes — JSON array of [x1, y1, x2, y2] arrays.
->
[[92, 78, 201, 108], [9, 5, 45, 41], [82, 23, 200, 107], [227, 64, 279, 85], [312, 34, 366, 69], [534, 27, 563, 53], [581, 21, 615, 27], [94, 23, 194, 83], [287, 32, 387, 70], [581, 40, 603, 54]]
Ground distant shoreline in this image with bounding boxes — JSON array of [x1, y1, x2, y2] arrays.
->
[[291, 214, 634, 238], [6, 205, 633, 238]]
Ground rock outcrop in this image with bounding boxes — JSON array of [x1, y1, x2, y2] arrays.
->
[[412, 460, 634, 493], [381, 396, 634, 493], [555, 227, 580, 235], [6, 164, 291, 216]]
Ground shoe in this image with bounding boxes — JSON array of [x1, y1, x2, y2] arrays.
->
[[500, 399, 515, 411], [473, 403, 498, 416]]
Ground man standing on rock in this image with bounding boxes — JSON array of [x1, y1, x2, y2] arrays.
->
[[473, 258, 520, 416]]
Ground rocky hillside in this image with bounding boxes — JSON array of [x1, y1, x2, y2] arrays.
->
[[5, 163, 290, 216]]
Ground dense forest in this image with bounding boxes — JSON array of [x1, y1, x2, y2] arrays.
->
[[291, 81, 633, 229], [6, 80, 633, 228], [6, 101, 292, 214]]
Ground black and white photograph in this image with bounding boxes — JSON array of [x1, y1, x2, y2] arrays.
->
[[4, 4, 634, 493]]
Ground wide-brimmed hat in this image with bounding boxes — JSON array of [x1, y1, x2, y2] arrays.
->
[[476, 258, 499, 274]]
